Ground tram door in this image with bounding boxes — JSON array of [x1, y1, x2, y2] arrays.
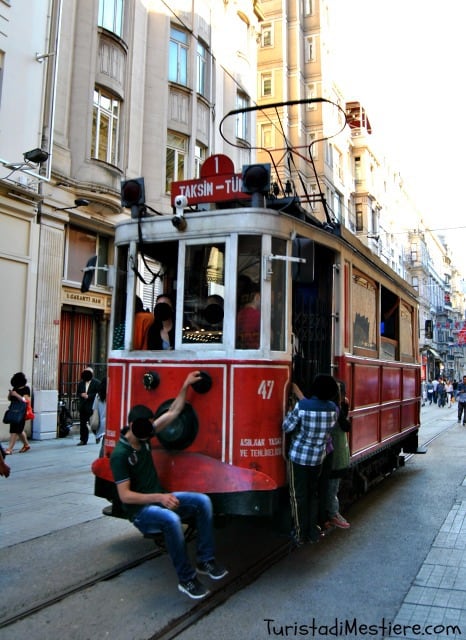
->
[[291, 240, 334, 394]]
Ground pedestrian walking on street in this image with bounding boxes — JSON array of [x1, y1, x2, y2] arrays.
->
[[426, 380, 434, 405], [91, 377, 107, 446], [432, 377, 439, 404], [456, 375, 466, 425], [446, 380, 454, 407], [76, 367, 100, 446], [0, 443, 10, 476], [437, 379, 446, 407], [4, 372, 31, 454]]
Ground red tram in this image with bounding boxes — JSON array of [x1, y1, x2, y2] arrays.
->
[[92, 102, 421, 517]]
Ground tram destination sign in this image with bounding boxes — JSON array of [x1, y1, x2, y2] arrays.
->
[[170, 153, 250, 206], [171, 174, 250, 206]]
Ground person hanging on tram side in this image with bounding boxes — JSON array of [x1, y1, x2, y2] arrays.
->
[[283, 374, 339, 546], [324, 381, 351, 530], [110, 371, 228, 600]]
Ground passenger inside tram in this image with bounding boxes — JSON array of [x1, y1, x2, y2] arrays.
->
[[147, 294, 175, 350], [236, 283, 261, 349], [133, 296, 154, 350], [203, 295, 224, 326]]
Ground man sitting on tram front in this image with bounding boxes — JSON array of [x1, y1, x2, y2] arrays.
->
[[110, 371, 228, 600]]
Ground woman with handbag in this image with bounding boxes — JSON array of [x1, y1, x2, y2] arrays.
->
[[91, 377, 106, 446], [5, 372, 31, 454]]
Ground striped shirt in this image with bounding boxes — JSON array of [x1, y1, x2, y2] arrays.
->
[[283, 397, 338, 466]]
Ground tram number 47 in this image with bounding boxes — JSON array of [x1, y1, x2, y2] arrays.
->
[[257, 380, 274, 400]]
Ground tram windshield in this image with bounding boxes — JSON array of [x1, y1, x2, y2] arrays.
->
[[110, 232, 288, 353], [182, 242, 225, 344]]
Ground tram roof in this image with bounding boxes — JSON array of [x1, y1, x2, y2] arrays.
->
[[114, 204, 418, 304]]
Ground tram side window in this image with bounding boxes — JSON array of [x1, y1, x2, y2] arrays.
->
[[399, 301, 414, 361], [112, 246, 128, 349], [236, 236, 261, 349], [352, 272, 377, 352], [380, 286, 399, 360], [182, 243, 225, 344], [271, 237, 286, 351], [133, 243, 179, 350]]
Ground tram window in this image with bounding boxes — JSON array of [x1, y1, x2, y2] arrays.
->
[[380, 286, 399, 360], [182, 243, 225, 344], [271, 237, 286, 351], [112, 246, 128, 349], [352, 272, 377, 352], [236, 236, 261, 349], [400, 301, 414, 361]]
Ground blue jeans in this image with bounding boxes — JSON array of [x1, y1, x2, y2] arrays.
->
[[133, 492, 215, 583]]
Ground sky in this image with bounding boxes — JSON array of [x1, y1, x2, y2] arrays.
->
[[332, 0, 466, 274]]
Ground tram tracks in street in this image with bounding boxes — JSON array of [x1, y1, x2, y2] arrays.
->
[[0, 527, 292, 636], [147, 539, 292, 640], [0, 546, 165, 630], [0, 417, 445, 637]]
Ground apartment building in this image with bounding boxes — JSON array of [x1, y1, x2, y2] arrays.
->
[[0, 0, 263, 439], [257, 0, 465, 383]]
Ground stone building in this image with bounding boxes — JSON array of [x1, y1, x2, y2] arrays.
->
[[0, 0, 263, 439]]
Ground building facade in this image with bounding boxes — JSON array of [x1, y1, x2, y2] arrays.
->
[[257, 0, 466, 384], [0, 0, 263, 439], [1, 0, 464, 441]]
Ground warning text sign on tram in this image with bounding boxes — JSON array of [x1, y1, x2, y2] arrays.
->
[[170, 153, 250, 206]]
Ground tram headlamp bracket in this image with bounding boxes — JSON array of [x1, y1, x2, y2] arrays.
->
[[263, 254, 306, 280], [172, 194, 188, 231]]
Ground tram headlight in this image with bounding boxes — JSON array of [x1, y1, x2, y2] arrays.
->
[[241, 163, 271, 194]]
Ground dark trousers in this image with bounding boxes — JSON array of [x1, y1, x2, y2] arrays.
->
[[79, 411, 91, 444], [317, 452, 334, 527], [458, 401, 466, 424], [288, 460, 322, 543]]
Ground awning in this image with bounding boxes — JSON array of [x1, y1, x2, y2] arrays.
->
[[424, 347, 442, 360]]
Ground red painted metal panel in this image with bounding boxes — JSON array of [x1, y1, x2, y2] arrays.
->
[[352, 363, 380, 406], [102, 358, 289, 494], [124, 363, 225, 459], [153, 451, 278, 493], [381, 367, 401, 402], [335, 354, 421, 460], [350, 410, 379, 453], [105, 363, 126, 451], [380, 405, 401, 439], [402, 368, 418, 399], [401, 401, 418, 430], [231, 364, 289, 487]]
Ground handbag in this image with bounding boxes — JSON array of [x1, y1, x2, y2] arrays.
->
[[3, 400, 27, 425], [25, 399, 35, 421], [89, 408, 100, 434]]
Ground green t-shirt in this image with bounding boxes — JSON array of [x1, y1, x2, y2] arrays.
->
[[110, 434, 164, 521]]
